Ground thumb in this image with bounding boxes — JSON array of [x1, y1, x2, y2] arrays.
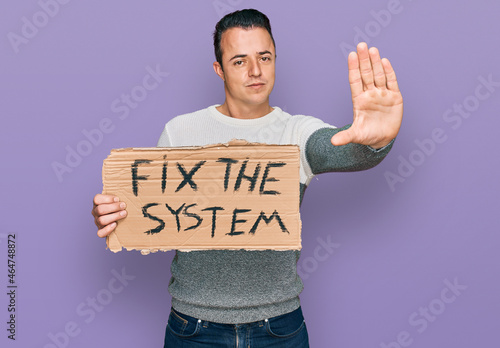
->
[[330, 129, 353, 146]]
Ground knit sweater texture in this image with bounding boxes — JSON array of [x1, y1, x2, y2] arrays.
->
[[156, 105, 393, 323]]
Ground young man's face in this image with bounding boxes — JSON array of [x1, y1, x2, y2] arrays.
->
[[214, 26, 276, 109]]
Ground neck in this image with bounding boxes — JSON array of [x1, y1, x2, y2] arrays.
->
[[216, 101, 273, 119]]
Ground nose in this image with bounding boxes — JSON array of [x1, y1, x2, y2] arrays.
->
[[248, 59, 262, 77]]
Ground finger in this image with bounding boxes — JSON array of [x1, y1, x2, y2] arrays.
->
[[92, 201, 127, 218], [369, 47, 386, 88], [330, 129, 353, 146], [97, 222, 117, 238], [95, 210, 127, 229], [348, 51, 363, 99], [382, 58, 400, 92], [93, 194, 119, 207], [357, 42, 374, 89]]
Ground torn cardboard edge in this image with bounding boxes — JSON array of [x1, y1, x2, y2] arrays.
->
[[102, 139, 302, 253]]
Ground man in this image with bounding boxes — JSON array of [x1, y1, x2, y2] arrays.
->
[[92, 9, 402, 347]]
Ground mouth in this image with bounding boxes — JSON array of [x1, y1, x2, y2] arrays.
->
[[247, 83, 265, 89]]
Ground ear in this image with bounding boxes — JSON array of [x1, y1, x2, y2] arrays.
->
[[213, 61, 225, 81]]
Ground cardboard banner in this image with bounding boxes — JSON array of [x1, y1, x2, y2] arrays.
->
[[102, 140, 301, 253]]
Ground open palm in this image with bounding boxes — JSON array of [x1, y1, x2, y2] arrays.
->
[[331, 42, 403, 149]]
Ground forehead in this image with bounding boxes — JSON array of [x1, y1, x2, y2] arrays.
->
[[220, 27, 274, 56]]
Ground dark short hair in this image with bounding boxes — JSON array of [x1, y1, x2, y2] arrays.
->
[[213, 9, 276, 70]]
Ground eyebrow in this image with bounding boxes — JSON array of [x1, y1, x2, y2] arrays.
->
[[229, 51, 273, 61]]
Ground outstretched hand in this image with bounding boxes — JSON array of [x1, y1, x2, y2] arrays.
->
[[331, 42, 403, 149]]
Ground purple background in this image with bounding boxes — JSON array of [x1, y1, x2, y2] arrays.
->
[[1, 0, 499, 347]]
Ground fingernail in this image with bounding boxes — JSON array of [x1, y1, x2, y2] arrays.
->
[[120, 211, 127, 217], [113, 197, 119, 202], [120, 202, 126, 209]]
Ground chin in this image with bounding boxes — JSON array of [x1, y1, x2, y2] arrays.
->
[[248, 94, 270, 105], [248, 99, 269, 106]]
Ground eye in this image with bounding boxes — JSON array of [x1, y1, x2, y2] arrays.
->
[[234, 60, 243, 66], [261, 56, 271, 62]]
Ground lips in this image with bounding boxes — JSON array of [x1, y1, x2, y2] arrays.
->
[[247, 83, 265, 88]]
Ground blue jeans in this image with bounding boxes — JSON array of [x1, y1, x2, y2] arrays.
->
[[163, 306, 309, 347]]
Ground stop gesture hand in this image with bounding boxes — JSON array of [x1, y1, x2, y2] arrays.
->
[[331, 42, 403, 149]]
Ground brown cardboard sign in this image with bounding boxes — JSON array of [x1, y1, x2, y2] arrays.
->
[[102, 140, 301, 253]]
